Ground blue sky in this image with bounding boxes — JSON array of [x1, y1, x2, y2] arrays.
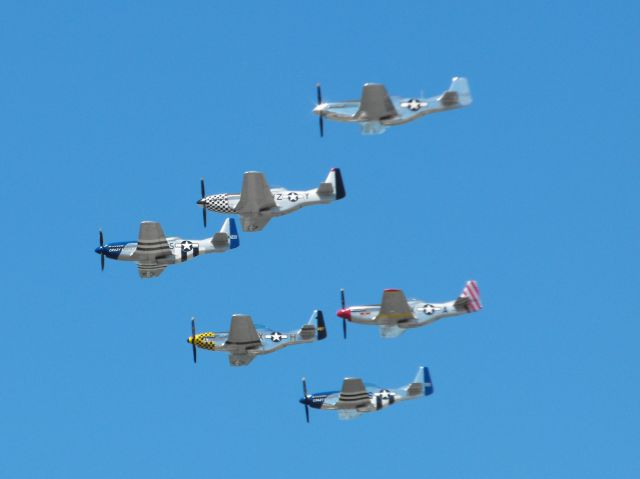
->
[[1, 1, 639, 477]]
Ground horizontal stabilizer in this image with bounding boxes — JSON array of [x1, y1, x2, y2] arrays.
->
[[440, 77, 472, 107], [318, 168, 346, 200], [406, 366, 434, 396], [459, 280, 482, 312]]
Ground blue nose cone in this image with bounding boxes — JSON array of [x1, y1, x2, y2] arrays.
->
[[299, 397, 309, 405], [95, 246, 103, 255]]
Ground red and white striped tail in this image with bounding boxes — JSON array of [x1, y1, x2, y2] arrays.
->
[[461, 280, 482, 312]]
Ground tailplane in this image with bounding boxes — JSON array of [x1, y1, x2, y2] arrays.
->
[[317, 168, 346, 200], [212, 218, 240, 249], [406, 366, 434, 397], [301, 310, 327, 341], [454, 280, 482, 312], [440, 77, 472, 107]]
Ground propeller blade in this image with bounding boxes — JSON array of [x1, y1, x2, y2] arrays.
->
[[191, 317, 197, 364], [99, 229, 105, 271], [200, 178, 207, 228], [302, 377, 310, 423], [316, 83, 324, 138], [340, 289, 346, 339]]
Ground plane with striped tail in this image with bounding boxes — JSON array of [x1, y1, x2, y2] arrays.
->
[[187, 310, 327, 366], [300, 367, 433, 421], [336, 280, 482, 339], [95, 218, 239, 279]]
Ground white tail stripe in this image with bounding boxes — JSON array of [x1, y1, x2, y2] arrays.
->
[[463, 281, 482, 311]]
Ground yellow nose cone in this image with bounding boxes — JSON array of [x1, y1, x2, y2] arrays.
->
[[187, 337, 193, 344]]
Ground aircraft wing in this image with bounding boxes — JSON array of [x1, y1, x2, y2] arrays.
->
[[137, 263, 167, 279], [336, 378, 370, 409], [224, 315, 261, 350], [376, 289, 415, 322], [239, 214, 272, 232], [235, 172, 276, 214], [356, 84, 398, 121], [135, 222, 172, 259]]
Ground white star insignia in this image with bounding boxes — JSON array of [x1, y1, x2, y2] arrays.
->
[[181, 241, 193, 252], [288, 192, 299, 202], [401, 99, 426, 111], [268, 332, 287, 342]]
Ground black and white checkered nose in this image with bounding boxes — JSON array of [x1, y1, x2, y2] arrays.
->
[[197, 198, 206, 206]]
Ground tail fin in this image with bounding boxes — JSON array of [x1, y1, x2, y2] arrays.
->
[[456, 280, 482, 312], [305, 310, 327, 340], [212, 218, 240, 249], [315, 310, 327, 340], [440, 76, 472, 107], [301, 310, 327, 341], [406, 366, 434, 397], [317, 168, 346, 200]]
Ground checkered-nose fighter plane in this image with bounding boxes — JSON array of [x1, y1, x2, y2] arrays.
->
[[197, 168, 346, 232], [337, 280, 482, 339], [187, 310, 327, 366], [95, 218, 239, 279], [313, 77, 472, 136], [300, 366, 433, 422]]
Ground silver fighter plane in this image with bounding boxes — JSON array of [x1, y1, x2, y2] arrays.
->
[[187, 310, 327, 366], [95, 218, 239, 279], [197, 168, 346, 232], [300, 367, 433, 421], [337, 281, 482, 338], [313, 77, 471, 135]]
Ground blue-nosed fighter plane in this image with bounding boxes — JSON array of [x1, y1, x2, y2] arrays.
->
[[188, 310, 327, 366], [300, 367, 433, 421], [197, 168, 346, 232], [313, 77, 471, 136], [337, 281, 482, 339], [95, 218, 239, 278]]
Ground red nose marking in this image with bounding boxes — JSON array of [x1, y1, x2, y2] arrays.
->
[[337, 308, 351, 320]]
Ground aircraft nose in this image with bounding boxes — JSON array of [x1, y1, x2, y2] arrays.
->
[[197, 198, 206, 206], [187, 337, 193, 344], [299, 397, 309, 405], [94, 246, 103, 255], [337, 308, 351, 320]]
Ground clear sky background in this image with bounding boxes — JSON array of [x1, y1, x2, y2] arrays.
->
[[1, 1, 639, 477]]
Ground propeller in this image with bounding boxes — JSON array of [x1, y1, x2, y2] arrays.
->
[[316, 83, 324, 138], [191, 317, 197, 364], [340, 288, 347, 339], [200, 178, 207, 228], [302, 377, 310, 423], [99, 229, 105, 271]]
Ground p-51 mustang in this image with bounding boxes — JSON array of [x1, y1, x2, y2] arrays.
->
[[337, 280, 482, 338], [187, 310, 327, 366], [313, 77, 471, 135], [197, 168, 346, 232], [95, 218, 239, 279], [300, 366, 433, 421]]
